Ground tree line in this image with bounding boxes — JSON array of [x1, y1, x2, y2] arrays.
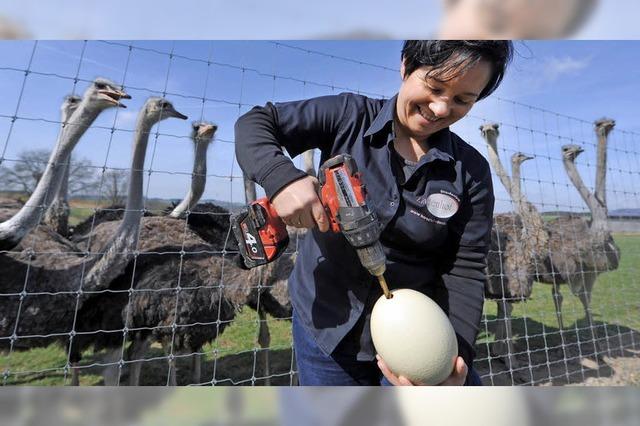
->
[[0, 149, 128, 205]]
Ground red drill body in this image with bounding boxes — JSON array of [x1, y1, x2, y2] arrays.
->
[[232, 154, 390, 296]]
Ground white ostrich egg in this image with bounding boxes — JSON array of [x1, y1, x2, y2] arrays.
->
[[370, 288, 458, 385], [397, 388, 531, 426]]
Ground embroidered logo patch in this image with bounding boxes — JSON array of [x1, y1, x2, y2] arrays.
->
[[425, 193, 459, 218]]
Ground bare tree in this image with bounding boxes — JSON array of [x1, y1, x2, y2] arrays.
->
[[0, 149, 99, 197], [100, 169, 128, 206]]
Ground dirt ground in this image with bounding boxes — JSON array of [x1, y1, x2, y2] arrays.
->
[[71, 333, 639, 386], [474, 327, 640, 386], [29, 323, 638, 386]]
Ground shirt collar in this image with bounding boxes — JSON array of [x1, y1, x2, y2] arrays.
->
[[364, 94, 397, 138], [365, 93, 455, 163]]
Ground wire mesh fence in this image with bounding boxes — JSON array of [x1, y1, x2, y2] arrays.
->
[[0, 40, 638, 386]]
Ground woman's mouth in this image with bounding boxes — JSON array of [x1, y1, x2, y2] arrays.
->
[[417, 105, 440, 123]]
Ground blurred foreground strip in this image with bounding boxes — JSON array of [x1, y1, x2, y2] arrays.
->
[[0, 387, 638, 425]]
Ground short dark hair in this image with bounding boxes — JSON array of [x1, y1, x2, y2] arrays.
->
[[401, 40, 514, 101]]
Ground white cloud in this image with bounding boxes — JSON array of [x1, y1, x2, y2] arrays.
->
[[542, 55, 591, 81]]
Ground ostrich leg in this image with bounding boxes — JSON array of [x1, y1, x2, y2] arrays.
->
[[70, 362, 80, 386], [191, 352, 202, 385], [574, 275, 604, 359], [492, 300, 519, 370], [128, 338, 151, 386], [551, 284, 565, 330], [258, 306, 271, 385], [168, 357, 178, 386], [102, 349, 123, 386]]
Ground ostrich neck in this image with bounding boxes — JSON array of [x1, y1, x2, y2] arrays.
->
[[82, 115, 153, 292], [595, 132, 608, 208], [485, 140, 513, 196], [56, 162, 70, 203], [244, 175, 257, 203], [169, 140, 209, 218], [511, 162, 524, 210], [302, 149, 316, 177], [123, 118, 153, 222], [511, 161, 548, 249], [0, 106, 101, 246], [563, 158, 608, 232], [48, 113, 74, 211]]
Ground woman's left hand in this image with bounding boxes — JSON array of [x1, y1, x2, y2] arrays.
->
[[376, 355, 468, 386]]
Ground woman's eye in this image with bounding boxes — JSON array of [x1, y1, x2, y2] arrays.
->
[[455, 98, 470, 106], [428, 86, 443, 94]]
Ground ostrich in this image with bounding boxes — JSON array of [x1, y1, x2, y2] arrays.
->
[[0, 83, 139, 356], [481, 123, 542, 369], [62, 97, 189, 385], [43, 95, 82, 236], [545, 144, 620, 344], [69, 146, 286, 385], [69, 120, 223, 384], [532, 119, 618, 357], [76, 199, 293, 385], [0, 78, 130, 251], [168, 121, 217, 218], [70, 123, 290, 385]]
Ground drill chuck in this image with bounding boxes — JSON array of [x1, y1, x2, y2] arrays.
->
[[355, 241, 387, 278]]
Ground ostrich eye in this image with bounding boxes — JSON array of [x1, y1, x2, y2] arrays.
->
[[95, 82, 107, 89]]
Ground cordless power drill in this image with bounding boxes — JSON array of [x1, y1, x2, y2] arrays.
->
[[231, 154, 392, 298]]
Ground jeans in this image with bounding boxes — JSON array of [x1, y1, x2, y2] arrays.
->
[[293, 310, 482, 386]]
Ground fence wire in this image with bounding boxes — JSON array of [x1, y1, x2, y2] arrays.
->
[[0, 40, 638, 386]]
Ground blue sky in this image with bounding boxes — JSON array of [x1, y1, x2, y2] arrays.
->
[[0, 40, 638, 214]]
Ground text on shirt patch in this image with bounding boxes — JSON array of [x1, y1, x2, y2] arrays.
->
[[422, 192, 459, 219], [409, 209, 446, 225]]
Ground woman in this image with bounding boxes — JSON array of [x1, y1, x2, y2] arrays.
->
[[235, 40, 513, 385]]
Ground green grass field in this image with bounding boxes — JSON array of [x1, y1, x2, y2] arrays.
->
[[68, 198, 172, 226], [2, 234, 638, 385]]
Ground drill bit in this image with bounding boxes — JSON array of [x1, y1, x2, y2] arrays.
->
[[377, 275, 393, 299]]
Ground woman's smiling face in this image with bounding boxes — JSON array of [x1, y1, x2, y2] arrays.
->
[[395, 58, 492, 141]]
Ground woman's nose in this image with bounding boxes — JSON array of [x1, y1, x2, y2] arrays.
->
[[429, 101, 450, 118]]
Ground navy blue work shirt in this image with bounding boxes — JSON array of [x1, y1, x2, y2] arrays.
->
[[234, 93, 494, 368]]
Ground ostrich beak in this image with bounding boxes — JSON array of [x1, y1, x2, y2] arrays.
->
[[523, 155, 534, 161], [197, 124, 217, 138], [172, 109, 189, 120], [98, 88, 131, 108]]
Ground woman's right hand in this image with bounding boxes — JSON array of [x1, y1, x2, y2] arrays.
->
[[271, 175, 330, 232]]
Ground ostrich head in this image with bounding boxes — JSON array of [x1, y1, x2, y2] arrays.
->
[[511, 152, 533, 165], [480, 122, 500, 145], [80, 78, 131, 111], [62, 95, 81, 113], [594, 117, 615, 138], [561, 144, 584, 162], [142, 97, 188, 123], [191, 121, 218, 143], [61, 95, 81, 125]]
